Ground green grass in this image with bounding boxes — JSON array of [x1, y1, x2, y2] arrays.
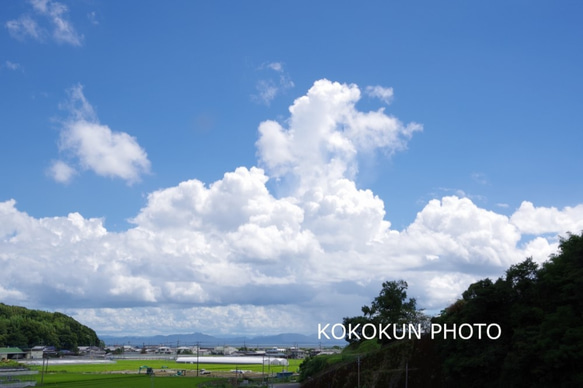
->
[[28, 359, 302, 387], [37, 373, 220, 387], [31, 359, 301, 374]]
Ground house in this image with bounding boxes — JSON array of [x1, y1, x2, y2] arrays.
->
[[176, 346, 195, 355], [212, 346, 238, 355], [286, 347, 306, 359], [29, 346, 45, 360], [77, 346, 105, 357], [155, 346, 172, 354], [196, 347, 211, 356], [0, 348, 26, 361], [265, 347, 286, 358]]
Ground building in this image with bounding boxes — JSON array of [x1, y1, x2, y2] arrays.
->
[[28, 347, 44, 360], [0, 349, 26, 361]]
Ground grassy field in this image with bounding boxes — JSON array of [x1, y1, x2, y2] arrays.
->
[[34, 358, 301, 374], [36, 373, 226, 387], [28, 358, 302, 387]]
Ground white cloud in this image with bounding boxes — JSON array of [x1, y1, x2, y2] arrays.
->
[[4, 61, 23, 71], [510, 201, 583, 235], [266, 62, 283, 72], [405, 196, 524, 267], [257, 79, 421, 187], [53, 84, 151, 184], [5, 15, 42, 41], [254, 80, 279, 105], [5, 0, 83, 46], [365, 85, 394, 105], [471, 172, 488, 185], [64, 305, 311, 337], [59, 121, 151, 183], [252, 62, 294, 105], [423, 272, 479, 308], [2, 79, 582, 337], [87, 11, 99, 26], [60, 82, 96, 121], [0, 284, 27, 302], [48, 160, 77, 183]]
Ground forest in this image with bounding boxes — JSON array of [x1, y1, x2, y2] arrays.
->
[[300, 232, 583, 387], [0, 303, 101, 351]]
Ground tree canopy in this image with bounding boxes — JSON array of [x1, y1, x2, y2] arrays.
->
[[0, 303, 101, 351], [435, 232, 583, 387], [343, 280, 426, 345]]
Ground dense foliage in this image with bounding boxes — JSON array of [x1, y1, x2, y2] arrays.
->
[[0, 303, 101, 350], [301, 232, 583, 387], [342, 280, 427, 345], [435, 232, 583, 387]]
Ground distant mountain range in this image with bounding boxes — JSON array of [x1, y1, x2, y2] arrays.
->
[[100, 332, 344, 348]]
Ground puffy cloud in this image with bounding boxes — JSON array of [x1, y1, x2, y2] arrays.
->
[[54, 84, 151, 184], [48, 160, 76, 183], [406, 196, 523, 268], [510, 201, 583, 235], [59, 121, 150, 183], [5, 0, 83, 46], [257, 80, 422, 189], [422, 272, 480, 309], [2, 79, 581, 336]]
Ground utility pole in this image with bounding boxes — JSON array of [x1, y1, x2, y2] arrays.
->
[[267, 355, 271, 387], [40, 356, 46, 386], [196, 341, 199, 376], [357, 355, 361, 388]]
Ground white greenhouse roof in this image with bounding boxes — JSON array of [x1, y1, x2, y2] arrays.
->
[[176, 356, 288, 366]]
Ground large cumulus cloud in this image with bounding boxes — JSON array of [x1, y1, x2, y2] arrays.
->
[[1, 79, 580, 336]]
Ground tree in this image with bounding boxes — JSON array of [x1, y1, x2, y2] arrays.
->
[[343, 280, 424, 345], [363, 280, 418, 324]]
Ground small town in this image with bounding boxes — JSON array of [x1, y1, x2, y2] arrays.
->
[[1, 342, 341, 387], [1, 343, 341, 361]]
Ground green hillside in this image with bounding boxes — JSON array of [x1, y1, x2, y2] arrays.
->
[[300, 232, 583, 387], [0, 304, 101, 351]]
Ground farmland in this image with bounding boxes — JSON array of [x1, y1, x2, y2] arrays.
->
[[26, 358, 302, 387]]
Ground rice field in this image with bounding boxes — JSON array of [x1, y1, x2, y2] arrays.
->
[[27, 358, 302, 387]]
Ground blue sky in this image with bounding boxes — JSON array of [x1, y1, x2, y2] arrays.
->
[[1, 0, 582, 337]]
